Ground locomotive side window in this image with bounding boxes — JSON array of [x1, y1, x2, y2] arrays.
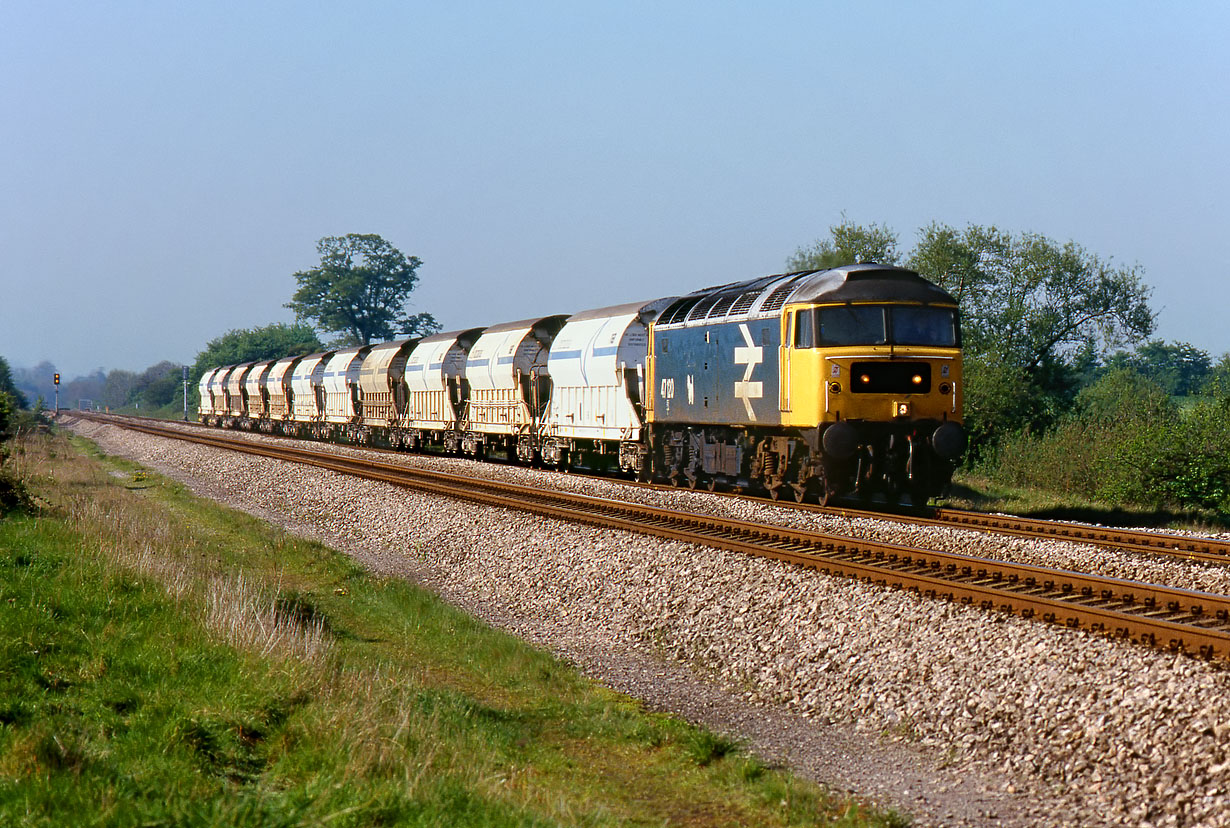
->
[[794, 310, 814, 348]]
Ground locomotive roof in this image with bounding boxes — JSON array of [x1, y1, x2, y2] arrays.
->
[[790, 264, 958, 305], [653, 264, 957, 327]]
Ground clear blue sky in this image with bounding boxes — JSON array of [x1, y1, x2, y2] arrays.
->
[[3, 1, 1227, 378]]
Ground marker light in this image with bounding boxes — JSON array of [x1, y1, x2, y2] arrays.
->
[[829, 382, 842, 394]]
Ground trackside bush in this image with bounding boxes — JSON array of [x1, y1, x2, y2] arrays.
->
[[984, 369, 1230, 512], [0, 390, 35, 514], [1141, 397, 1230, 509]]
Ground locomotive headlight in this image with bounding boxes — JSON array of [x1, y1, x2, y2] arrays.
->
[[911, 374, 923, 386], [829, 381, 842, 394], [859, 374, 871, 385]]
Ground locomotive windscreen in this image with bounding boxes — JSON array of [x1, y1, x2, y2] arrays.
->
[[798, 305, 959, 347]]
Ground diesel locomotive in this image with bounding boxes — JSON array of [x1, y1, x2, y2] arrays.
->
[[199, 263, 966, 504]]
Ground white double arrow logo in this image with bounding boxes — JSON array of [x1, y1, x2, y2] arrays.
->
[[733, 323, 763, 420]]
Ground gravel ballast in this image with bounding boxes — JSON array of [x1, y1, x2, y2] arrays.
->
[[67, 417, 1230, 827]]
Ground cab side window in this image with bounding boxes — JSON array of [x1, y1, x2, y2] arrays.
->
[[794, 310, 815, 348]]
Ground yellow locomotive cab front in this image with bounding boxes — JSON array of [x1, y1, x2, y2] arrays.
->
[[780, 300, 962, 427]]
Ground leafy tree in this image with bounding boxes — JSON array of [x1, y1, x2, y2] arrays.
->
[[13, 360, 56, 409], [101, 369, 138, 409], [906, 223, 1154, 449], [191, 322, 323, 382], [0, 392, 13, 437], [1103, 340, 1211, 397], [787, 218, 900, 271], [0, 356, 27, 410], [909, 223, 1154, 371], [286, 234, 441, 346], [1204, 353, 1230, 397], [129, 361, 186, 409]]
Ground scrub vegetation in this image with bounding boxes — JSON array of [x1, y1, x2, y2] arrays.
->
[[0, 427, 903, 827]]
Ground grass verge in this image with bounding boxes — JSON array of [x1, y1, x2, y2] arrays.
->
[[0, 428, 906, 827], [945, 472, 1230, 532]]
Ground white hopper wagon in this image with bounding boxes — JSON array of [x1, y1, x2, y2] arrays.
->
[[243, 360, 275, 424], [264, 356, 301, 429], [358, 338, 418, 440], [322, 346, 372, 438], [541, 298, 676, 473], [402, 328, 484, 451], [197, 367, 222, 422], [462, 316, 567, 460], [289, 352, 334, 437], [224, 362, 255, 421]]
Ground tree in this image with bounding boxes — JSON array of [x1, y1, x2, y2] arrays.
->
[[787, 218, 900, 271], [13, 360, 57, 409], [908, 223, 1154, 371], [906, 223, 1154, 449], [1103, 340, 1212, 398], [0, 356, 27, 410], [100, 369, 138, 409], [192, 322, 323, 382], [128, 361, 185, 409], [286, 234, 440, 346], [1205, 353, 1230, 398]]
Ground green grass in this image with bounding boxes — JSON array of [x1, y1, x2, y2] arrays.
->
[[0, 429, 906, 827], [943, 471, 1230, 532]]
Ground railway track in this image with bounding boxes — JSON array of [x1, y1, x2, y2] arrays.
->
[[76, 411, 1230, 567], [72, 411, 1230, 661]]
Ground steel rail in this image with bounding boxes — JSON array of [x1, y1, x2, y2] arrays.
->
[[78, 411, 1230, 661], [77, 412, 1230, 564]]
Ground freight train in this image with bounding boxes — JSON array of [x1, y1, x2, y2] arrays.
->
[[198, 264, 966, 504]]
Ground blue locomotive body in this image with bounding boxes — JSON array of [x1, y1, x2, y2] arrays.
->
[[652, 317, 782, 427]]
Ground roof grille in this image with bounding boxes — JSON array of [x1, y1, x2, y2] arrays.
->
[[759, 275, 808, 313], [658, 297, 701, 325], [727, 289, 764, 316], [706, 293, 739, 318], [686, 295, 722, 321]]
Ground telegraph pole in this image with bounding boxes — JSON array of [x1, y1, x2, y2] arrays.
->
[[183, 365, 189, 421]]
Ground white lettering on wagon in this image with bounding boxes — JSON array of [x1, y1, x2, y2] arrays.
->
[[733, 323, 763, 420]]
